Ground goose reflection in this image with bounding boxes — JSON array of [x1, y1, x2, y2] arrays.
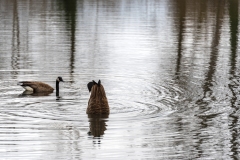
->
[[87, 114, 109, 138], [18, 90, 53, 97]]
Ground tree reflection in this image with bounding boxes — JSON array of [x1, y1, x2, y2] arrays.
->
[[195, 0, 226, 159], [62, 0, 77, 82], [229, 0, 239, 73], [197, 0, 225, 104], [174, 0, 186, 79], [11, 0, 20, 78], [171, 0, 228, 159], [228, 0, 239, 159]]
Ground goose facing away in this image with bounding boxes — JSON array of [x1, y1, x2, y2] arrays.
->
[[87, 80, 109, 114], [18, 76, 64, 93]]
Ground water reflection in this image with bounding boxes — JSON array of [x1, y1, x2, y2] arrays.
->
[[229, 0, 239, 72], [61, 0, 77, 79], [0, 0, 240, 159], [11, 0, 20, 78], [19, 90, 53, 97], [228, 0, 239, 158], [197, 0, 225, 105], [87, 114, 108, 144], [174, 0, 186, 79]]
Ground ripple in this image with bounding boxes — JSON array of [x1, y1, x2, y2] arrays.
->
[[0, 0, 238, 159]]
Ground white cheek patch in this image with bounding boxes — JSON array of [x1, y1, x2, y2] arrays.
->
[[23, 86, 34, 92]]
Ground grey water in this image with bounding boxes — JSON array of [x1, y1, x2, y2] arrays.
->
[[0, 0, 240, 159]]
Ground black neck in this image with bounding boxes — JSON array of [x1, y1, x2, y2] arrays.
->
[[56, 80, 59, 97]]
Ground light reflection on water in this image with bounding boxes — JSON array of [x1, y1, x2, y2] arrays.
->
[[0, 0, 240, 159]]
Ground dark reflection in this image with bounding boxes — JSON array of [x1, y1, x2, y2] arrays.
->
[[62, 0, 77, 82], [11, 0, 20, 78], [87, 114, 108, 143], [192, 1, 207, 54], [174, 0, 186, 79], [229, 0, 238, 73], [195, 1, 226, 159], [197, 0, 225, 105], [18, 90, 53, 97], [228, 0, 239, 159]]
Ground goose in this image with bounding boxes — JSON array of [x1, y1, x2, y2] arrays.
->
[[18, 77, 64, 94], [87, 80, 109, 114]]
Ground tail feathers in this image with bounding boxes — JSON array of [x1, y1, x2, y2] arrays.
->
[[17, 82, 23, 86], [17, 81, 34, 91], [97, 80, 101, 86]]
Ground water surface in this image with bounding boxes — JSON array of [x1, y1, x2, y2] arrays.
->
[[0, 0, 240, 159]]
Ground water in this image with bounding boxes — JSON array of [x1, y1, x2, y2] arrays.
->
[[0, 0, 240, 159]]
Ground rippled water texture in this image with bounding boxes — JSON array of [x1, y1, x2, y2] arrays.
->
[[0, 0, 240, 159]]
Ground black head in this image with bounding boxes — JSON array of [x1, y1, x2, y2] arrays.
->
[[97, 80, 101, 86], [57, 76, 64, 82], [87, 80, 101, 92]]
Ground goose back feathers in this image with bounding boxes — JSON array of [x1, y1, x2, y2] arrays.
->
[[18, 81, 54, 93], [87, 80, 109, 114]]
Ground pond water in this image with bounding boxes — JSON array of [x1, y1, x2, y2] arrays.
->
[[0, 0, 240, 159]]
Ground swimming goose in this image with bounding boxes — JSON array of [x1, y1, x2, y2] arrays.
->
[[87, 80, 109, 114], [18, 77, 64, 94]]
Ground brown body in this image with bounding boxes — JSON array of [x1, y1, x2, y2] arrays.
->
[[19, 81, 54, 93], [87, 84, 109, 114]]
